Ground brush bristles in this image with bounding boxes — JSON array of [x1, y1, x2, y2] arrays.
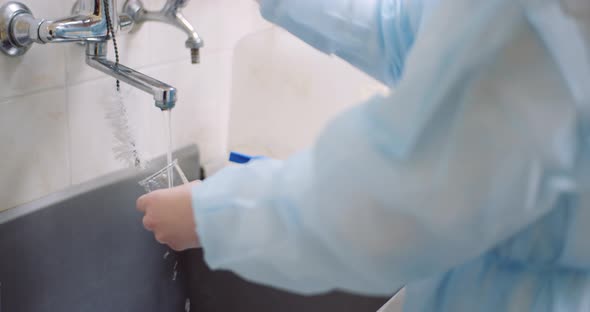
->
[[105, 89, 146, 169]]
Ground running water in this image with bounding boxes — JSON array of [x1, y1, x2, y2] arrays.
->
[[163, 110, 174, 188]]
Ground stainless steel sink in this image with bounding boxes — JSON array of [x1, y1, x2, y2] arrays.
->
[[0, 144, 389, 311]]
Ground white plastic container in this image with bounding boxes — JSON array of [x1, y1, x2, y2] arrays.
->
[[228, 27, 387, 160]]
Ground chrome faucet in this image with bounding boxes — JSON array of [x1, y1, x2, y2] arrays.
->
[[0, 0, 116, 52], [123, 0, 204, 64], [0, 0, 177, 110], [86, 41, 176, 109]]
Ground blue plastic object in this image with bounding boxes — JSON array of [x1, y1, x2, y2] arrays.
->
[[229, 152, 265, 164]]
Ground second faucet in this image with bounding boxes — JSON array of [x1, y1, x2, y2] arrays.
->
[[123, 0, 205, 64]]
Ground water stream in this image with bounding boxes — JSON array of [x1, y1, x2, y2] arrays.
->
[[163, 110, 174, 188]]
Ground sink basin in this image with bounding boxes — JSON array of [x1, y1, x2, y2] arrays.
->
[[0, 144, 389, 311], [0, 145, 203, 312]]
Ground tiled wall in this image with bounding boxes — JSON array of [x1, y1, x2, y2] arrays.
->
[[0, 0, 385, 211], [0, 0, 270, 210]]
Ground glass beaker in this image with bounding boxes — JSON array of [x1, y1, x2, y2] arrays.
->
[[138, 159, 190, 282], [139, 159, 189, 192]]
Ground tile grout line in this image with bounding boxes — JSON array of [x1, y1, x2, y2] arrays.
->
[[63, 45, 73, 188], [0, 47, 231, 103], [64, 47, 237, 88], [0, 84, 68, 104]]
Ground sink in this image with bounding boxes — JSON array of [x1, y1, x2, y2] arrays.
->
[[0, 144, 389, 311], [0, 145, 202, 312]]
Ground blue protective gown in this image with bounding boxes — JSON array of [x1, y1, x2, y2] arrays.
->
[[192, 0, 590, 310]]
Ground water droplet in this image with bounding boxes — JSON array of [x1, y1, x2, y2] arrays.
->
[[172, 261, 179, 280], [185, 298, 191, 312]]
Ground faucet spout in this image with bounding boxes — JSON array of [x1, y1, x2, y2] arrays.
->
[[86, 42, 177, 110], [123, 0, 204, 64]]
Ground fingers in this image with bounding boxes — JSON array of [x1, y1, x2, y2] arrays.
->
[[137, 188, 168, 209], [138, 190, 167, 233], [155, 233, 167, 245], [168, 242, 181, 251], [135, 184, 200, 252], [142, 215, 155, 231], [136, 194, 148, 213], [137, 182, 198, 213]]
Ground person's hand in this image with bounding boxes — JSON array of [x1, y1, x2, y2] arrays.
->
[[136, 181, 201, 251]]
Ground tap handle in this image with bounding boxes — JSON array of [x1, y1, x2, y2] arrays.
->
[[122, 0, 202, 64]]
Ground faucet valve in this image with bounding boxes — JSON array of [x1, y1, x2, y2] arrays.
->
[[1, 0, 117, 56], [1, 2, 35, 56]]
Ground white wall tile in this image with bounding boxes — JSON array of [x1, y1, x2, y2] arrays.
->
[[0, 89, 69, 211], [0, 44, 67, 100], [0, 1, 68, 99], [139, 50, 233, 171]]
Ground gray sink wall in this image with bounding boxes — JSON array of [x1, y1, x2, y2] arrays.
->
[[0, 145, 389, 311]]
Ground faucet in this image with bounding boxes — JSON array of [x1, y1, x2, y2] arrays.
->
[[86, 41, 176, 110], [123, 0, 204, 64], [0, 0, 177, 110]]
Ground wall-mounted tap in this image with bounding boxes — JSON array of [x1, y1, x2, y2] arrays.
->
[[123, 0, 204, 64], [0, 0, 177, 110], [86, 41, 176, 110]]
